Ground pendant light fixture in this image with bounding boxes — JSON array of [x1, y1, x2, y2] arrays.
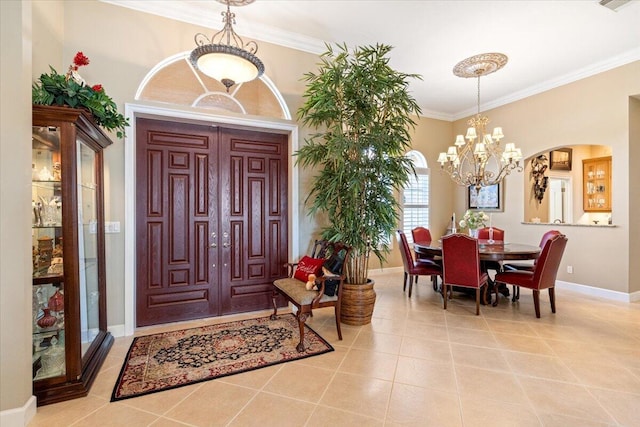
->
[[190, 0, 265, 92]]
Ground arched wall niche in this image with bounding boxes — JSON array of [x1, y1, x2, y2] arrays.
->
[[523, 144, 612, 225], [135, 52, 291, 119]]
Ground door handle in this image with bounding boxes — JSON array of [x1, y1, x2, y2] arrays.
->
[[210, 232, 217, 248], [210, 242, 217, 248], [223, 242, 231, 248]]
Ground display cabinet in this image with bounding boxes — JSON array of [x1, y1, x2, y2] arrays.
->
[[32, 105, 113, 405], [582, 156, 612, 212]]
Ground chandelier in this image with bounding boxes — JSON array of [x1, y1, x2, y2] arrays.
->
[[190, 0, 265, 92], [437, 53, 522, 191]]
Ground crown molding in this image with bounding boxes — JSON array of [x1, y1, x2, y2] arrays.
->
[[452, 47, 640, 121]]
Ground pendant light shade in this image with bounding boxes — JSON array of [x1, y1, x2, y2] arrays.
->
[[190, 0, 264, 91]]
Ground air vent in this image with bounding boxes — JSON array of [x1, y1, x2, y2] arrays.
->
[[598, 0, 632, 12]]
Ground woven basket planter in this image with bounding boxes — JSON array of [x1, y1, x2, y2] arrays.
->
[[340, 279, 376, 325]]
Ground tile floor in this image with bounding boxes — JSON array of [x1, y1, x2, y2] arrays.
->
[[29, 270, 640, 426]]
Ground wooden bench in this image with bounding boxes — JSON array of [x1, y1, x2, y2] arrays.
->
[[270, 241, 350, 352]]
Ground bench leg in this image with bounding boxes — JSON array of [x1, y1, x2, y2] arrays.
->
[[296, 312, 309, 352], [270, 289, 279, 320]]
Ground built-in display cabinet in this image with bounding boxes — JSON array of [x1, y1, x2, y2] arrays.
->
[[32, 105, 113, 405], [582, 156, 612, 212]]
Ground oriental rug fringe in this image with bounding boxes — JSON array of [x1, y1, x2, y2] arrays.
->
[[111, 314, 333, 401]]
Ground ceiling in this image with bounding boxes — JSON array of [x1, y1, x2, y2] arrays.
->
[[104, 0, 640, 120]]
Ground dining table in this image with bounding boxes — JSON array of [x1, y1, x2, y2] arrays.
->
[[414, 239, 541, 262], [413, 239, 541, 305]]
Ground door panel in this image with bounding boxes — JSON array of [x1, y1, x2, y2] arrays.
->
[[136, 119, 218, 326], [136, 119, 287, 326], [219, 128, 288, 315]]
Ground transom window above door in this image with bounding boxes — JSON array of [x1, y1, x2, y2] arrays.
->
[[136, 53, 290, 119]]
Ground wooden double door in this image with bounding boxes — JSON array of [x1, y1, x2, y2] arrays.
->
[[135, 118, 288, 326]]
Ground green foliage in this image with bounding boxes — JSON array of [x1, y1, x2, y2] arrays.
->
[[32, 66, 129, 138], [297, 43, 422, 284]]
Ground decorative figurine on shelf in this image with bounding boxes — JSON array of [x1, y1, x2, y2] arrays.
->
[[37, 236, 53, 271], [52, 240, 63, 258], [33, 200, 44, 226], [38, 166, 54, 181], [52, 162, 61, 181], [48, 288, 64, 312], [36, 308, 57, 329]]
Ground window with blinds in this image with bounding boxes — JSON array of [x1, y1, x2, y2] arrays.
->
[[402, 150, 430, 244]]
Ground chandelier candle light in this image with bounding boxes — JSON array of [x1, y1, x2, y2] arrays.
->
[[438, 53, 522, 192], [190, 0, 265, 92]]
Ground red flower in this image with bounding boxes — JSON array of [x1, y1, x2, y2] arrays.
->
[[73, 52, 90, 67], [92, 84, 103, 92]]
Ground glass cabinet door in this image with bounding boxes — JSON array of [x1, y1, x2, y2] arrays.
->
[[32, 126, 66, 380], [77, 139, 101, 357]]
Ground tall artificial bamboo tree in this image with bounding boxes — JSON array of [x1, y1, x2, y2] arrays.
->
[[297, 43, 422, 284]]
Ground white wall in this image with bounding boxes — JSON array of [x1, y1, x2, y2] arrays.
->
[[0, 0, 37, 423]]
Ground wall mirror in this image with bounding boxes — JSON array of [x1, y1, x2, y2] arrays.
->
[[523, 144, 612, 225]]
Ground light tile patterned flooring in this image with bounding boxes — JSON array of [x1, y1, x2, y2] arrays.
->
[[29, 270, 640, 426]]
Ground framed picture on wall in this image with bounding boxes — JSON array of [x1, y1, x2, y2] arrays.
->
[[467, 183, 503, 211], [550, 148, 572, 171]]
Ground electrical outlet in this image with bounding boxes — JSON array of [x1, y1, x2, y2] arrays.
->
[[105, 221, 121, 233], [567, 265, 573, 274]]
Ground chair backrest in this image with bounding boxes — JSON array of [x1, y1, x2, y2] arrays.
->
[[532, 234, 568, 290], [396, 230, 415, 271], [477, 227, 504, 241], [534, 230, 561, 265], [442, 234, 483, 289], [411, 227, 432, 243]]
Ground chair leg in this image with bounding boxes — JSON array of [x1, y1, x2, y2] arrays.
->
[[443, 283, 448, 310], [408, 275, 414, 298], [432, 275, 438, 291], [511, 285, 520, 302], [548, 287, 556, 313], [334, 304, 343, 340], [475, 288, 480, 315], [532, 290, 541, 318], [295, 312, 309, 352], [492, 282, 500, 307]]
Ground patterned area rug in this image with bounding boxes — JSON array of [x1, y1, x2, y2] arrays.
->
[[111, 314, 333, 401]]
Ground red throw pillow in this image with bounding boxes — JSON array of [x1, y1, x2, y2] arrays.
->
[[293, 256, 325, 282]]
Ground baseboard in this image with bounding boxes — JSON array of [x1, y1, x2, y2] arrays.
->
[[553, 281, 639, 303], [0, 395, 37, 427], [108, 323, 126, 338], [369, 266, 404, 275], [370, 268, 639, 303]]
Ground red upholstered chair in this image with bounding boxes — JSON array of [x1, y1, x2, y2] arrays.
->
[[411, 227, 435, 261], [495, 234, 568, 318], [441, 234, 489, 315], [503, 230, 561, 301], [411, 227, 441, 289], [397, 230, 442, 297], [477, 227, 505, 241]]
